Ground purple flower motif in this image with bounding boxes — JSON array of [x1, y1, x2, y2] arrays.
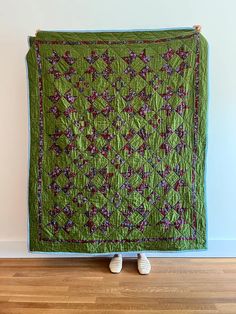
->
[[138, 103, 151, 117], [101, 49, 115, 65], [49, 105, 61, 118], [139, 65, 152, 80], [48, 220, 60, 234], [64, 90, 77, 104], [176, 62, 189, 76], [160, 86, 174, 100], [49, 205, 61, 217], [176, 47, 190, 60], [161, 218, 172, 229], [162, 48, 175, 61], [99, 221, 112, 233], [139, 49, 151, 63], [64, 67, 76, 81], [174, 217, 185, 230], [122, 51, 137, 64], [137, 220, 148, 232], [48, 182, 61, 195], [62, 51, 76, 65], [84, 51, 99, 64], [63, 220, 74, 233], [161, 63, 174, 75], [49, 143, 63, 156], [48, 67, 62, 79], [124, 66, 136, 79], [47, 51, 60, 65], [48, 165, 63, 179], [63, 205, 74, 218], [48, 90, 61, 103], [177, 85, 187, 98]]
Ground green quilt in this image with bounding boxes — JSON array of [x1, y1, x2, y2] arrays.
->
[[27, 28, 208, 253]]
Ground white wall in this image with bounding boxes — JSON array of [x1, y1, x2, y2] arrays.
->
[[0, 0, 235, 257]]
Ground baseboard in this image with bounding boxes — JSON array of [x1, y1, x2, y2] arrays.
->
[[0, 240, 235, 257]]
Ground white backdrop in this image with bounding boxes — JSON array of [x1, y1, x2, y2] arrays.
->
[[0, 0, 235, 257]]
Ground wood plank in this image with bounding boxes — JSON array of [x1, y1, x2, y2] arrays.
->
[[0, 258, 235, 313]]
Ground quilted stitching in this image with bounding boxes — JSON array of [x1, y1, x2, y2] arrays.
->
[[27, 29, 208, 253]]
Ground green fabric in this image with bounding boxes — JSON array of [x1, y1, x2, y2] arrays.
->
[[27, 28, 208, 253]]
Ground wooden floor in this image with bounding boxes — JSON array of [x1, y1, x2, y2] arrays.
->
[[0, 258, 235, 314]]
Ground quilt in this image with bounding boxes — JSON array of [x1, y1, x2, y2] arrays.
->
[[27, 28, 208, 253]]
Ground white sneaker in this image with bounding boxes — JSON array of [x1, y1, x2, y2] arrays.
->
[[137, 253, 151, 275], [109, 254, 123, 274]]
